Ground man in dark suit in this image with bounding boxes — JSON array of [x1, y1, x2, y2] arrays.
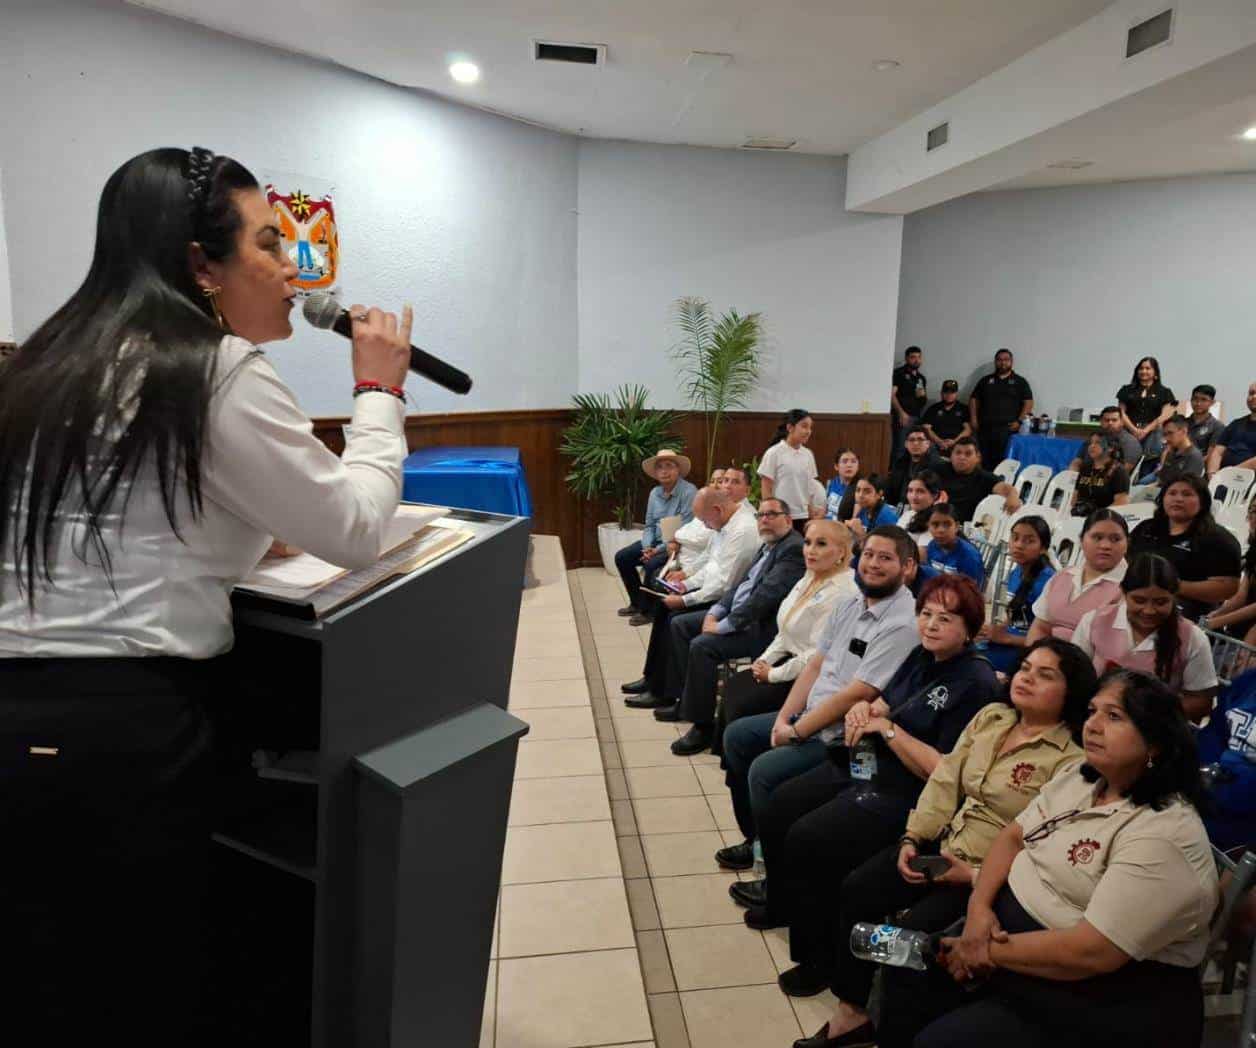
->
[[657, 498, 807, 756]]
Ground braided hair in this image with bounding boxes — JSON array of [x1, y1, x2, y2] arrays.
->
[[1121, 553, 1184, 684]]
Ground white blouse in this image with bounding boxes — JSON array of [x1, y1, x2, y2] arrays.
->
[[758, 440, 818, 520], [0, 336, 405, 659], [755, 569, 858, 682]]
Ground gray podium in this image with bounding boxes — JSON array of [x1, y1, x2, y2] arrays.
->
[[218, 508, 531, 1047]]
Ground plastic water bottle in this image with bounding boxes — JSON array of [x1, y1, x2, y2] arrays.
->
[[850, 923, 933, 971], [850, 737, 878, 781], [1019, 417, 1031, 435], [752, 838, 765, 879]]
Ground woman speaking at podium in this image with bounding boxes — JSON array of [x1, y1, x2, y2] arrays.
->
[[0, 148, 411, 1041]]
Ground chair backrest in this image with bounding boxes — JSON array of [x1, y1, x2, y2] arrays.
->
[[1115, 501, 1156, 529], [991, 459, 1020, 485], [1205, 628, 1256, 688], [1050, 515, 1085, 569], [1211, 467, 1256, 514], [1015, 464, 1054, 506], [1041, 470, 1078, 513], [966, 495, 1010, 545]]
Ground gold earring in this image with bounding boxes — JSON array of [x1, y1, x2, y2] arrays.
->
[[202, 285, 227, 330]]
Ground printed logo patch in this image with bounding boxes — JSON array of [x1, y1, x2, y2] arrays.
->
[[925, 685, 950, 710], [1009, 762, 1036, 789], [1067, 838, 1102, 866]]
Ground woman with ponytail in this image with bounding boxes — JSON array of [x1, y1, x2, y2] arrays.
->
[[1072, 553, 1218, 721], [760, 409, 819, 531]]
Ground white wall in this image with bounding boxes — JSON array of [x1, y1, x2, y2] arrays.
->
[[0, 172, 12, 343], [0, 0, 578, 415], [577, 143, 904, 414], [896, 173, 1256, 420]]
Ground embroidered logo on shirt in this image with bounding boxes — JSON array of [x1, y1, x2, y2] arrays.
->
[[1067, 838, 1102, 866], [925, 685, 949, 710], [1009, 762, 1036, 789]]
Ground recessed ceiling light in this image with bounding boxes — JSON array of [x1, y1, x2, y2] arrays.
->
[[1242, 126, 1256, 141], [872, 59, 901, 72], [449, 60, 480, 84]]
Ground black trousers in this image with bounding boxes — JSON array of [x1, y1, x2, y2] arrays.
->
[[829, 843, 970, 1011], [712, 669, 793, 758], [0, 656, 219, 1046], [977, 424, 1015, 468], [676, 620, 769, 727], [643, 599, 712, 698], [614, 540, 669, 611]]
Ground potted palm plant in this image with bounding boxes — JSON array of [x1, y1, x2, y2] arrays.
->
[[670, 296, 765, 472], [561, 385, 684, 574]]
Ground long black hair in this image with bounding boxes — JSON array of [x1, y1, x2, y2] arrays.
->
[[1006, 515, 1053, 622], [1130, 356, 1165, 390], [1151, 473, 1220, 539], [1121, 554, 1184, 683], [774, 409, 812, 444], [1081, 669, 1204, 810], [1008, 636, 1098, 741], [904, 469, 942, 535], [0, 147, 260, 604]]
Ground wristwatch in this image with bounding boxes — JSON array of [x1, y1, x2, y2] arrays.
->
[[884, 727, 897, 741], [789, 725, 802, 744]]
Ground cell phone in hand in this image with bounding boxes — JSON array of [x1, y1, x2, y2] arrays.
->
[[908, 855, 952, 879]]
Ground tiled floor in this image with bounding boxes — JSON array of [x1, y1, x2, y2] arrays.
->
[[492, 551, 826, 1048]]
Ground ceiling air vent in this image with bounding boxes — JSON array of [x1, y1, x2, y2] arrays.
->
[[741, 137, 798, 151], [533, 40, 605, 66], [1126, 9, 1173, 58], [926, 122, 949, 152], [1047, 159, 1095, 170]]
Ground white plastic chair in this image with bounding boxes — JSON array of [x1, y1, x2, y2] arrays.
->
[[1050, 515, 1085, 569], [991, 459, 1020, 486], [1115, 502, 1156, 528], [1041, 470, 1077, 513], [966, 494, 1010, 544], [1210, 467, 1255, 515], [1014, 465, 1054, 506]]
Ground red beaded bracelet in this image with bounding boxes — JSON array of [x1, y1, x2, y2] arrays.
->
[[353, 381, 406, 401]]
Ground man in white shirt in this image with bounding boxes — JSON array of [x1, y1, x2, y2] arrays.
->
[[623, 483, 760, 707]]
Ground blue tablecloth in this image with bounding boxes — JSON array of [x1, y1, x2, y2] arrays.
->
[[1006, 434, 1084, 474], [402, 446, 533, 517]]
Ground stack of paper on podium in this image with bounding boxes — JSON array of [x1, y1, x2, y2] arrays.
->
[[235, 503, 474, 618]]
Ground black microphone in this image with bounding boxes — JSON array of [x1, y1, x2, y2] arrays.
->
[[302, 293, 473, 395]]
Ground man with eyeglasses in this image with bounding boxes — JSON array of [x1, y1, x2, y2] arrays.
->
[[656, 498, 806, 755]]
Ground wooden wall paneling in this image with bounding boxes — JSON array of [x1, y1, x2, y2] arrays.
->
[[312, 409, 890, 569]]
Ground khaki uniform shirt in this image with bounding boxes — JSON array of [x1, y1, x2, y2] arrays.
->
[[1009, 768, 1218, 967], [905, 705, 1082, 867]]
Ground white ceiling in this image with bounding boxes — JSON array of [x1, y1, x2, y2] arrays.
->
[[128, 0, 1113, 156]]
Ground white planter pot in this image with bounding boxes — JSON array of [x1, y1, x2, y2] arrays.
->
[[598, 522, 644, 576]]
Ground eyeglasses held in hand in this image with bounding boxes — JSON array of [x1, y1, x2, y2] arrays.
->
[[1022, 808, 1083, 844]]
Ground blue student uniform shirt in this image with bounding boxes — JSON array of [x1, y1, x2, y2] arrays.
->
[[825, 478, 850, 520], [858, 503, 900, 531], [1003, 564, 1055, 635], [920, 537, 986, 588], [641, 479, 697, 548]]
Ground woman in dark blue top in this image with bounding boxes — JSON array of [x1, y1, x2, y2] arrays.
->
[[981, 515, 1055, 672], [734, 575, 1000, 988]]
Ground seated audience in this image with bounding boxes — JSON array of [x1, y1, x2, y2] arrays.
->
[[794, 638, 1093, 1048], [824, 448, 861, 521], [1155, 413, 1205, 486], [1128, 474, 1242, 621], [1072, 554, 1218, 722], [1070, 434, 1129, 517], [1203, 496, 1256, 645], [660, 467, 724, 580], [969, 349, 1033, 468], [920, 379, 972, 456], [934, 437, 1020, 524], [919, 504, 985, 588], [1207, 380, 1256, 473], [847, 474, 898, 538], [918, 671, 1216, 1048], [1028, 509, 1128, 642], [1070, 405, 1143, 472], [1196, 664, 1256, 852], [1117, 355, 1178, 467], [615, 449, 697, 621], [711, 520, 857, 760], [661, 498, 806, 754], [759, 410, 819, 531], [898, 471, 945, 552], [1186, 384, 1224, 452], [886, 427, 942, 505], [979, 515, 1055, 673], [622, 481, 759, 707], [740, 576, 997, 944], [717, 528, 919, 883]]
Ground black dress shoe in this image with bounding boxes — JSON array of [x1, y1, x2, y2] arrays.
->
[[729, 878, 767, 908], [778, 963, 830, 998], [624, 693, 669, 709], [617, 605, 637, 617], [653, 703, 681, 722], [671, 725, 712, 755], [793, 1021, 876, 1048], [628, 612, 651, 627], [743, 903, 785, 930], [621, 677, 649, 694], [714, 841, 754, 871]]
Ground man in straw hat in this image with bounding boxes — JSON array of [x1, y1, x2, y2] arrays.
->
[[616, 449, 697, 625]]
